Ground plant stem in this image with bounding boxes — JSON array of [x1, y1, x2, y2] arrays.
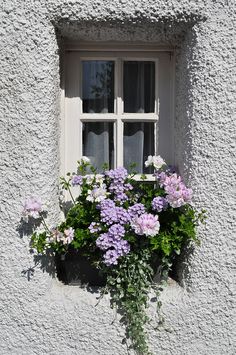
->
[[40, 215, 51, 234], [68, 187, 76, 204]]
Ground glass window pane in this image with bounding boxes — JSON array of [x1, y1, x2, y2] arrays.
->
[[83, 122, 114, 171], [82, 61, 114, 113], [123, 122, 155, 174], [123, 61, 155, 113]]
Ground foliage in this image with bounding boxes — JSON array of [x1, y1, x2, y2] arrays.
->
[[23, 156, 205, 354]]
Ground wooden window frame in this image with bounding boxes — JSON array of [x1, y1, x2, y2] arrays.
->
[[61, 43, 175, 181]]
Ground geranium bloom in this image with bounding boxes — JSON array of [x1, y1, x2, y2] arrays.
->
[[81, 156, 90, 164], [71, 175, 83, 186], [50, 228, 64, 243], [63, 227, 75, 244], [50, 227, 74, 245], [145, 155, 166, 170], [85, 174, 105, 185], [157, 172, 192, 208], [86, 185, 108, 203], [131, 213, 160, 237], [22, 197, 42, 219]]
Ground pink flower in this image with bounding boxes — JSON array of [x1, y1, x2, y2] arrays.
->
[[156, 172, 192, 208], [22, 197, 42, 219], [131, 213, 160, 237], [63, 227, 75, 244], [50, 227, 74, 245]]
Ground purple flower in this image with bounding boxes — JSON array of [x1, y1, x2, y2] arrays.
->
[[100, 206, 118, 225], [102, 239, 130, 266], [88, 222, 101, 234], [103, 249, 120, 266], [128, 203, 146, 219], [115, 239, 130, 256], [71, 175, 83, 186], [100, 202, 131, 226], [22, 197, 42, 219], [152, 197, 168, 212], [99, 199, 116, 210], [105, 167, 130, 203], [105, 167, 128, 182], [131, 213, 160, 237], [116, 207, 131, 225], [96, 220, 130, 266], [96, 233, 112, 250], [108, 224, 125, 238], [155, 171, 168, 187], [165, 185, 193, 208]]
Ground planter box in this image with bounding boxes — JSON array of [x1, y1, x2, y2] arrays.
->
[[55, 249, 106, 286]]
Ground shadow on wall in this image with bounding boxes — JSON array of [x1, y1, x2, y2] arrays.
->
[[17, 216, 57, 281], [17, 213, 195, 289]]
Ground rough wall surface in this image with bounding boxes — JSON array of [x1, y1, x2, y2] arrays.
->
[[0, 0, 235, 354]]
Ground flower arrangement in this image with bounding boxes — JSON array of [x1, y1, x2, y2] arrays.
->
[[23, 156, 205, 354]]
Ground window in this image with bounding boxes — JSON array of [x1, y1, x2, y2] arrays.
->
[[62, 43, 174, 178]]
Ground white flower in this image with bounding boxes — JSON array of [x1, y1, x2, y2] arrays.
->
[[86, 184, 108, 203], [144, 155, 166, 170], [81, 156, 90, 164], [152, 156, 166, 169], [144, 155, 153, 167], [95, 174, 105, 185], [85, 174, 104, 185]]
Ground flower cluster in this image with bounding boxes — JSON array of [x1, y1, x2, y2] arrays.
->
[[96, 224, 130, 266], [131, 213, 160, 237], [152, 196, 168, 212], [157, 172, 192, 208], [22, 197, 42, 220], [23, 155, 203, 355], [86, 184, 108, 203], [23, 156, 195, 265], [71, 175, 83, 186], [145, 155, 166, 170], [105, 167, 132, 203], [48, 227, 75, 245], [99, 199, 131, 226]]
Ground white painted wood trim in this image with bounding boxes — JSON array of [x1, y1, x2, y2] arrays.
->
[[63, 47, 174, 179]]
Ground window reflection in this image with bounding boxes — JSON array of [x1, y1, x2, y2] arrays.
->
[[82, 61, 114, 113], [123, 61, 155, 113]]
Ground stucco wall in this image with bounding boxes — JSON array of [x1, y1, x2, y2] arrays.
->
[[0, 1, 235, 354]]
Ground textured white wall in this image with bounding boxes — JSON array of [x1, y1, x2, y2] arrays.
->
[[0, 1, 235, 354]]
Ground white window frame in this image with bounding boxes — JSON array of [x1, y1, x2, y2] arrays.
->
[[61, 43, 175, 180]]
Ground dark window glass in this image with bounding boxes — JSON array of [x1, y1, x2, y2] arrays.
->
[[123, 61, 155, 113], [82, 61, 114, 113]]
